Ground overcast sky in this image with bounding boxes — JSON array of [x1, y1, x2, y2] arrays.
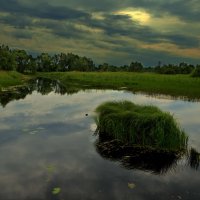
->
[[0, 0, 200, 66]]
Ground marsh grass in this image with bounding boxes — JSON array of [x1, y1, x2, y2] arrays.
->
[[37, 72, 200, 100], [95, 101, 188, 151], [0, 71, 29, 90]]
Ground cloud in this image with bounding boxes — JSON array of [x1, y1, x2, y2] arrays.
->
[[0, 0, 199, 65], [0, 0, 90, 20], [10, 30, 33, 39]]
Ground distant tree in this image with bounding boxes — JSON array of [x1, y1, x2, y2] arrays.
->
[[191, 65, 200, 77], [129, 61, 143, 72], [65, 53, 79, 71], [36, 53, 53, 72], [119, 65, 129, 71], [26, 55, 37, 74], [179, 62, 194, 74], [155, 63, 195, 75], [0, 45, 16, 70], [77, 56, 95, 71], [98, 63, 109, 71], [58, 53, 70, 71], [0, 44, 199, 75], [13, 49, 29, 73], [143, 66, 154, 72]]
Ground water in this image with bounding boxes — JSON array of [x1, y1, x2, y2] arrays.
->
[[0, 79, 200, 200]]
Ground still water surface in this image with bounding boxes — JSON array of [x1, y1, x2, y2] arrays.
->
[[0, 81, 200, 200]]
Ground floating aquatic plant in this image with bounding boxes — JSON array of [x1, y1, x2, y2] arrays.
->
[[52, 187, 61, 195]]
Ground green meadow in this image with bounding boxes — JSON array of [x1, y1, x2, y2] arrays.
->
[[1, 71, 200, 100], [0, 71, 29, 90], [37, 72, 200, 100]]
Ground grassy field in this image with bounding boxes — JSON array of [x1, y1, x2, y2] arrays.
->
[[0, 71, 29, 90], [37, 72, 200, 100], [1, 71, 200, 99]]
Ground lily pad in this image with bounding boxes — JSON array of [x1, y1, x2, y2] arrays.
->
[[128, 183, 136, 189], [46, 165, 56, 173], [52, 187, 61, 195]]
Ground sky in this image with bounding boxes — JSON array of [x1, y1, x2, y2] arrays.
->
[[0, 0, 200, 66]]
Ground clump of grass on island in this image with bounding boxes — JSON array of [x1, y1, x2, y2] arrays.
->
[[95, 101, 188, 151]]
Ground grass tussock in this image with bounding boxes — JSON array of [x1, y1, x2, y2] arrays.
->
[[95, 101, 188, 151]]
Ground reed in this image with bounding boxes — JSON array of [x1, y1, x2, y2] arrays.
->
[[95, 101, 188, 151]]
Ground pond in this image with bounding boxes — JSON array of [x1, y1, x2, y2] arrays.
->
[[0, 78, 200, 200]]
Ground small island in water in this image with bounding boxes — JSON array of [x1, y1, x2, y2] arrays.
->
[[94, 101, 189, 173]]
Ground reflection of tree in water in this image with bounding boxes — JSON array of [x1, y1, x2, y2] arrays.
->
[[95, 136, 200, 174], [189, 148, 200, 170], [0, 86, 33, 107], [31, 78, 68, 95], [0, 78, 80, 107]]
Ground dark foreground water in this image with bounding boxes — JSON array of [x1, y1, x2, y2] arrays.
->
[[0, 81, 200, 200]]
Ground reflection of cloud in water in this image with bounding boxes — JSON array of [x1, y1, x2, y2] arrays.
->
[[1, 89, 200, 145], [0, 89, 200, 199], [0, 89, 200, 144]]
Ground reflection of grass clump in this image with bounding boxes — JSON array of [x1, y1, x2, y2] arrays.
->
[[189, 148, 200, 170], [95, 101, 188, 151]]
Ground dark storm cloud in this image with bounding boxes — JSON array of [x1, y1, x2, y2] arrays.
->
[[97, 40, 200, 66], [155, 0, 200, 22], [1, 0, 200, 22], [165, 34, 200, 48], [34, 20, 85, 39], [10, 30, 33, 39], [80, 14, 199, 48], [50, 0, 200, 22], [132, 0, 200, 22], [0, 0, 199, 65], [0, 13, 33, 28], [0, 0, 90, 20], [0, 9, 198, 49]]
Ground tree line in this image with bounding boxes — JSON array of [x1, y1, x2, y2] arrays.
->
[[0, 44, 199, 76]]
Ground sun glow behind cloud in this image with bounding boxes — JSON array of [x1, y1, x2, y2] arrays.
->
[[115, 9, 151, 24], [0, 0, 200, 65]]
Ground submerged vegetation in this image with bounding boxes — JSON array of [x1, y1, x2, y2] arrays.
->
[[95, 101, 188, 151]]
